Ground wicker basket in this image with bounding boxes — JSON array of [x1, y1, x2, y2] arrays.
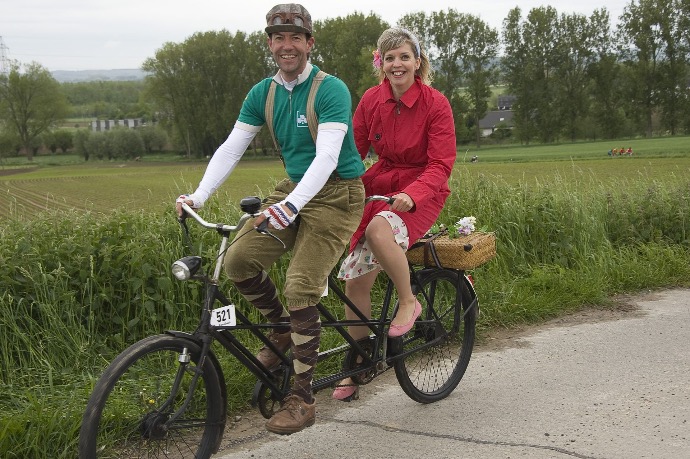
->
[[406, 231, 496, 270]]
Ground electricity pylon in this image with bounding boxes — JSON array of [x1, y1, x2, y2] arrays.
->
[[0, 36, 10, 75]]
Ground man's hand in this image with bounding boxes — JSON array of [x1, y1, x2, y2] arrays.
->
[[175, 194, 197, 217], [257, 202, 297, 230]]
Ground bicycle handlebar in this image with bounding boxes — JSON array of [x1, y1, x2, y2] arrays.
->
[[179, 202, 255, 233], [179, 195, 395, 233], [365, 195, 396, 204]]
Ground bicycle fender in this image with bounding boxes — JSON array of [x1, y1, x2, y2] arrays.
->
[[461, 275, 479, 315]]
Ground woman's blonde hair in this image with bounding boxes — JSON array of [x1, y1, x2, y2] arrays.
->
[[375, 27, 433, 85]]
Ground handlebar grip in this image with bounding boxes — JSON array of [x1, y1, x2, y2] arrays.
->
[[366, 195, 395, 205], [256, 218, 269, 233], [177, 203, 191, 222]]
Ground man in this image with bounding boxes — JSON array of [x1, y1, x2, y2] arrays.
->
[[176, 3, 365, 434]]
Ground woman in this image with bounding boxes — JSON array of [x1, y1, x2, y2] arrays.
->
[[333, 27, 457, 401]]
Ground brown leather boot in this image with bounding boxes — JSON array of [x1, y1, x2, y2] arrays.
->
[[265, 394, 316, 435], [256, 330, 291, 369]]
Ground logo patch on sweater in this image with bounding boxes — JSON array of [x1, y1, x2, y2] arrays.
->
[[296, 111, 308, 128]]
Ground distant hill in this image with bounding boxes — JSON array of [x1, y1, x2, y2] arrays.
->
[[52, 69, 148, 83]]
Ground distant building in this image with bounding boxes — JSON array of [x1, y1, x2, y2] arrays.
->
[[478, 110, 515, 137], [477, 94, 516, 137], [497, 95, 516, 110], [91, 119, 143, 131]]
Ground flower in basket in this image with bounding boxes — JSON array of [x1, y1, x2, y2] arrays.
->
[[448, 217, 477, 239], [453, 216, 476, 237], [427, 217, 478, 239]]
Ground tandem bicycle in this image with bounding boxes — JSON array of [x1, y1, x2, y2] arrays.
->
[[78, 195, 479, 458]]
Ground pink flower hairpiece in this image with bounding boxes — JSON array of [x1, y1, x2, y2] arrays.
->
[[372, 49, 382, 69]]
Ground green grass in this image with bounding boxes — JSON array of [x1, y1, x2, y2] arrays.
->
[[1, 137, 690, 457], [458, 134, 690, 162], [0, 158, 283, 218], [3, 135, 690, 219]]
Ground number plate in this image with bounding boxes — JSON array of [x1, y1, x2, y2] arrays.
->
[[210, 304, 236, 327]]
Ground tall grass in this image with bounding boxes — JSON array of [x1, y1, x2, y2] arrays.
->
[[444, 169, 690, 332], [1, 170, 689, 457]]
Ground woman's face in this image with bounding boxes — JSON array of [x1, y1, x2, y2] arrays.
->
[[382, 42, 420, 95]]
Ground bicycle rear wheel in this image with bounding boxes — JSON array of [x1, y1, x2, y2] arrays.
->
[[393, 269, 477, 403], [79, 334, 226, 459]]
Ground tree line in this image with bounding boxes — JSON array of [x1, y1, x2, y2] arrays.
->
[[1, 0, 689, 160]]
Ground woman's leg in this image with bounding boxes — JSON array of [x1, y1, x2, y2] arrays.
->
[[365, 216, 417, 327], [335, 270, 378, 393], [343, 269, 378, 340]]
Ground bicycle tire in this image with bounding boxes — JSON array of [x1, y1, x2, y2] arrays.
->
[[393, 269, 477, 403], [79, 334, 226, 459]]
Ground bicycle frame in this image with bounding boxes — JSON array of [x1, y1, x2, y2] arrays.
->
[[174, 200, 469, 403], [78, 198, 478, 458]]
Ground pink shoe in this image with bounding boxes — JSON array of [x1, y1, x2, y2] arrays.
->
[[332, 384, 359, 402], [388, 300, 422, 337]]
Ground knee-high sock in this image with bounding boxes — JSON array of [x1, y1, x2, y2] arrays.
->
[[289, 306, 321, 404], [234, 271, 290, 334]]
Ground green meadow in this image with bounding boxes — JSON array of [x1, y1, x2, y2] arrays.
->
[[2, 135, 690, 218], [1, 136, 690, 457]]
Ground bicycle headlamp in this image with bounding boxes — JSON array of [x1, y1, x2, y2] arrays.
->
[[172, 256, 202, 280]]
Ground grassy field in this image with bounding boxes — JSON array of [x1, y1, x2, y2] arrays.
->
[[1, 136, 690, 457], [3, 135, 690, 219]]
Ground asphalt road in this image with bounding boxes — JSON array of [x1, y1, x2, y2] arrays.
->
[[214, 288, 690, 459]]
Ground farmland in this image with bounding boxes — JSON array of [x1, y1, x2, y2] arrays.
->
[[1, 137, 689, 457], [2, 135, 690, 219]]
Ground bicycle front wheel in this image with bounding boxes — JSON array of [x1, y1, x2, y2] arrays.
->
[[79, 334, 226, 459], [393, 269, 477, 403]]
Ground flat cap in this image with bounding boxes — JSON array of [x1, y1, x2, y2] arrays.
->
[[265, 3, 312, 35]]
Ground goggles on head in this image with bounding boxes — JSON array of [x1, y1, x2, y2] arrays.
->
[[268, 12, 305, 28]]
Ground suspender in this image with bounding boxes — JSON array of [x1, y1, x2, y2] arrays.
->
[[306, 70, 327, 141], [264, 70, 328, 163]]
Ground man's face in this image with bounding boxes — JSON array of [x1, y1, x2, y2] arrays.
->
[[268, 32, 314, 81]]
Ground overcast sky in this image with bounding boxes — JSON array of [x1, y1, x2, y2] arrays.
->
[[1, 0, 629, 72]]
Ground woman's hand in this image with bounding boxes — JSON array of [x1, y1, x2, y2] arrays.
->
[[389, 192, 414, 212]]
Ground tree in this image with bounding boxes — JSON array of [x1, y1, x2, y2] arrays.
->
[[85, 131, 109, 160], [53, 130, 74, 153], [587, 8, 625, 140], [74, 129, 91, 161], [0, 130, 20, 161], [501, 7, 537, 144], [73, 129, 91, 161], [43, 131, 58, 154], [461, 16, 499, 147], [679, 0, 690, 133], [311, 13, 388, 105], [0, 61, 69, 160], [552, 11, 602, 142], [655, 0, 689, 135], [143, 30, 272, 158], [619, 0, 665, 137], [108, 129, 145, 160], [139, 126, 168, 153], [502, 7, 561, 144], [60, 80, 150, 120]]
